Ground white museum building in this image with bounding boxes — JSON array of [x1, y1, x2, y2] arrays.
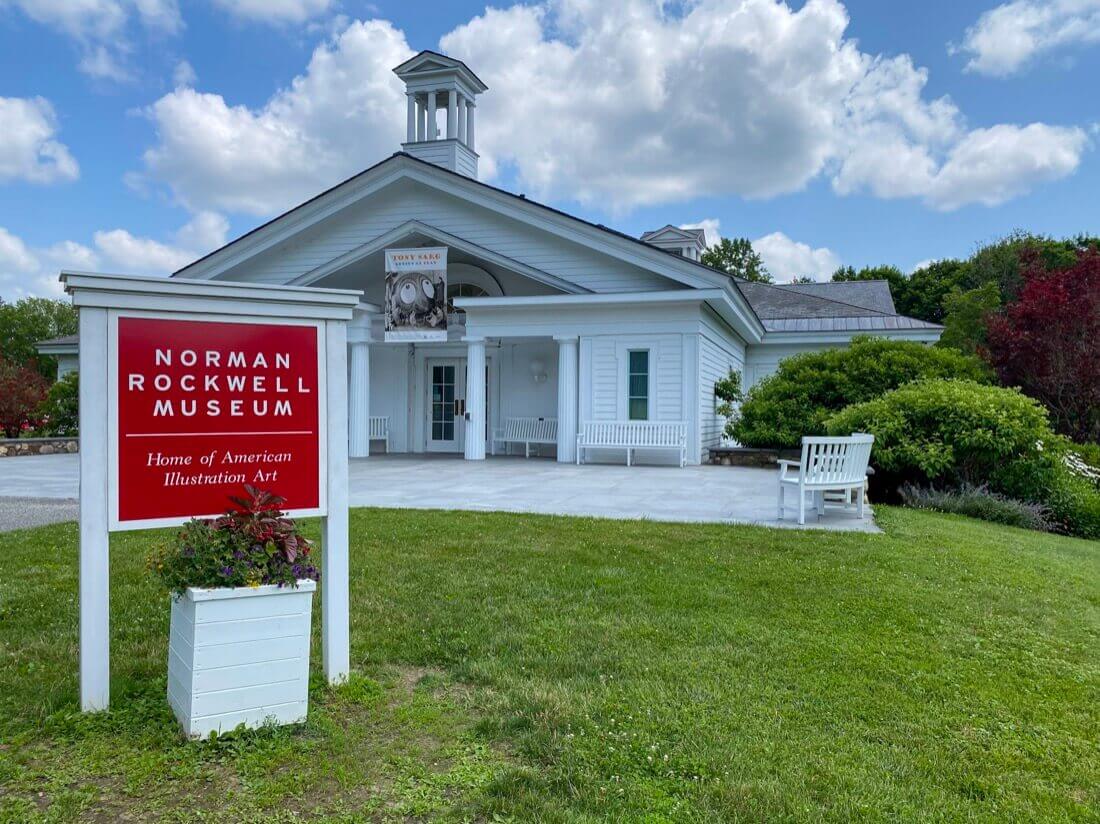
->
[[45, 51, 942, 467]]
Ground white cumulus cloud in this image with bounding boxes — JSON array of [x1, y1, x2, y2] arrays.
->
[[0, 213, 228, 300], [138, 19, 410, 216], [132, 1, 1091, 218], [210, 0, 335, 24], [0, 0, 182, 81], [440, 0, 1089, 212], [954, 0, 1100, 76], [680, 219, 722, 248], [752, 232, 841, 283], [0, 97, 79, 184]]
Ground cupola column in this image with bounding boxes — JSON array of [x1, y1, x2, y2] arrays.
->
[[447, 90, 458, 139], [406, 93, 416, 143], [457, 93, 467, 144], [426, 91, 437, 140], [466, 101, 476, 151]]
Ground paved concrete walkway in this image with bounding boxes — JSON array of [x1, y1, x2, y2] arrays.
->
[[0, 452, 877, 532]]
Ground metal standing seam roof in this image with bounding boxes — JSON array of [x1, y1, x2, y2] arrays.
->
[[761, 316, 942, 332]]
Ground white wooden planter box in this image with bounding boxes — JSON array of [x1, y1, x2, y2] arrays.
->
[[167, 580, 316, 738]]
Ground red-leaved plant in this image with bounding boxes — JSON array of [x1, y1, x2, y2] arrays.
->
[[985, 249, 1100, 444], [149, 486, 318, 595]]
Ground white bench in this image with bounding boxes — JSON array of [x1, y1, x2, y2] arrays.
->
[[492, 417, 557, 457], [576, 421, 688, 467], [369, 416, 389, 453], [777, 434, 874, 524]]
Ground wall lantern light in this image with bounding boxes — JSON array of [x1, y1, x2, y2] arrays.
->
[[529, 358, 548, 384]]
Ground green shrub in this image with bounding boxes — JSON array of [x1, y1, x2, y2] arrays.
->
[[32, 371, 79, 437], [825, 379, 1049, 484], [899, 483, 1052, 532], [828, 379, 1100, 538], [731, 337, 989, 448]]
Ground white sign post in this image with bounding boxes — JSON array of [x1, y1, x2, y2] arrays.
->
[[64, 272, 362, 711]]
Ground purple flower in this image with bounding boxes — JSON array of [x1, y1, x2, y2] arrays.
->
[[220, 566, 234, 576]]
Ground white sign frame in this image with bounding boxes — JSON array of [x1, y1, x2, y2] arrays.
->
[[105, 309, 329, 532], [64, 272, 361, 712]]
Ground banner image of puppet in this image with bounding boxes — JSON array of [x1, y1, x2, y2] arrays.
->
[[384, 247, 448, 342]]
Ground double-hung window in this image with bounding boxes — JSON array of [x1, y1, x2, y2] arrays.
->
[[627, 350, 649, 420]]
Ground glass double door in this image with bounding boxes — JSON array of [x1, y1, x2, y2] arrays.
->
[[426, 358, 489, 453]]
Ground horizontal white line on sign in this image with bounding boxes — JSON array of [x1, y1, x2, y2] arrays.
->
[[125, 431, 314, 438]]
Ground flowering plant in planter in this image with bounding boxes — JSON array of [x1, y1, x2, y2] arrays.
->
[[149, 485, 319, 595], [150, 486, 321, 738]]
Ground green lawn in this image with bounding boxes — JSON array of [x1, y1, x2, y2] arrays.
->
[[0, 507, 1097, 822]]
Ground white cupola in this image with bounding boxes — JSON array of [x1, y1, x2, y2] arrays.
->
[[393, 50, 488, 179], [640, 225, 708, 261]]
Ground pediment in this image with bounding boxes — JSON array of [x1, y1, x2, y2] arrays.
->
[[641, 225, 703, 243]]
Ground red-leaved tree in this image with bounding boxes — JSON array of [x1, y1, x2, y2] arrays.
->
[[0, 356, 50, 438], [985, 250, 1100, 443]]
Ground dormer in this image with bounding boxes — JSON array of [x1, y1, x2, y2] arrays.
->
[[640, 225, 708, 261], [394, 50, 488, 179]]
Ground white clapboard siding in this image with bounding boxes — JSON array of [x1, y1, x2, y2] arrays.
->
[[227, 183, 674, 294], [698, 310, 746, 459], [167, 582, 315, 738], [586, 334, 684, 423]]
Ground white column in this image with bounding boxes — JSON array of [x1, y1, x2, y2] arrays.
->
[[406, 93, 416, 142], [426, 91, 437, 140], [322, 320, 350, 685], [347, 339, 370, 458], [555, 336, 578, 463], [79, 306, 110, 711], [417, 96, 427, 141], [466, 102, 476, 151], [447, 89, 458, 139], [457, 93, 467, 144], [464, 338, 486, 461]]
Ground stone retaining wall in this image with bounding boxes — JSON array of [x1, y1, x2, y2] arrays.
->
[[708, 446, 799, 467], [0, 437, 79, 457]]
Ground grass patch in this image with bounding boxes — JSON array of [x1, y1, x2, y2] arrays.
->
[[1, 507, 1097, 821]]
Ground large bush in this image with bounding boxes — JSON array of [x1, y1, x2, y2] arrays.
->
[[730, 337, 989, 448], [32, 371, 79, 437], [827, 379, 1100, 538], [985, 250, 1100, 443], [0, 356, 49, 438]]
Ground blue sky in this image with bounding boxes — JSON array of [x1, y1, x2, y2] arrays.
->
[[1, 0, 1098, 299]]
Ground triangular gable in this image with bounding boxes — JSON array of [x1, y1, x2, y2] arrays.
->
[[174, 153, 736, 297]]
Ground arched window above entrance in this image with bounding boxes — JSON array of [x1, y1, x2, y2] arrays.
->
[[446, 263, 503, 321]]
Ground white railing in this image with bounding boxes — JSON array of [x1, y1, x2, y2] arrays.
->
[[369, 416, 389, 452], [492, 416, 557, 458], [576, 421, 688, 467]]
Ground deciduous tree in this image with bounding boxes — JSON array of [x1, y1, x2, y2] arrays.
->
[[985, 251, 1100, 443], [701, 238, 772, 282], [0, 297, 78, 380], [0, 356, 50, 437]]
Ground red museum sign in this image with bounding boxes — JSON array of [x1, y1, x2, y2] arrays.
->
[[114, 316, 323, 525]]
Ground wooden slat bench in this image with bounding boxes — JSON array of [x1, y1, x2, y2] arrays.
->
[[576, 421, 688, 467], [777, 433, 874, 524], [369, 416, 389, 453], [492, 417, 557, 457]]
